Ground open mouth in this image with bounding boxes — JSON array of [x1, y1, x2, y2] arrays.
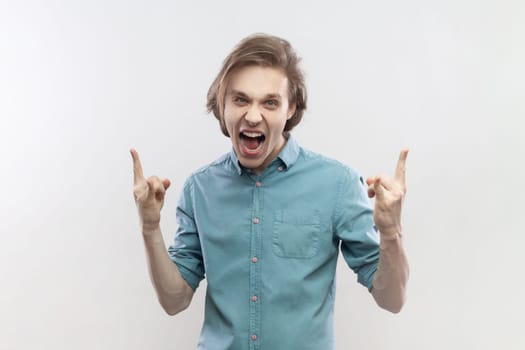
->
[[239, 131, 266, 155]]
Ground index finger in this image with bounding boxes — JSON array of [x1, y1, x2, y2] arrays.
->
[[394, 148, 409, 185], [130, 148, 145, 184]]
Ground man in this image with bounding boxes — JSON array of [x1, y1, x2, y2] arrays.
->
[[130, 33, 409, 350]]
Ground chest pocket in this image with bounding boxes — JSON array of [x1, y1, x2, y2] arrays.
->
[[272, 210, 321, 259]]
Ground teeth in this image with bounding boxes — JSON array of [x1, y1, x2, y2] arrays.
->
[[242, 131, 263, 138]]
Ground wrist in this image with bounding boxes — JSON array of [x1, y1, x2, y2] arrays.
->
[[141, 224, 161, 237], [378, 226, 402, 240]]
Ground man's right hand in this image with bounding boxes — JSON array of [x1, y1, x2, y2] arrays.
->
[[130, 148, 171, 233]]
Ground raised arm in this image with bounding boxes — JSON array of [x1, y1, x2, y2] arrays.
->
[[130, 148, 194, 315], [366, 149, 410, 313]]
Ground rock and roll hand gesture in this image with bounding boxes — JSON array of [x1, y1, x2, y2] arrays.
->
[[366, 149, 409, 238], [130, 149, 171, 233]]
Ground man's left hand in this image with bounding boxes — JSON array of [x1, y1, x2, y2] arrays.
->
[[366, 149, 409, 238]]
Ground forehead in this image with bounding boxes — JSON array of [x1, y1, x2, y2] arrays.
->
[[226, 65, 289, 97]]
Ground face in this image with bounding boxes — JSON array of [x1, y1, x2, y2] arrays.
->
[[223, 65, 296, 175]]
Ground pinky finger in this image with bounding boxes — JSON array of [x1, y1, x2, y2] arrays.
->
[[367, 185, 376, 198]]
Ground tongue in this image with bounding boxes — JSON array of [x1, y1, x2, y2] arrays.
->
[[243, 137, 260, 150]]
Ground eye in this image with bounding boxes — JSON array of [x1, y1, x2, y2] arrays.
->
[[265, 100, 279, 108], [233, 96, 248, 104]]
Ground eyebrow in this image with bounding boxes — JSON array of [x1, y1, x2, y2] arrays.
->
[[230, 90, 282, 100]]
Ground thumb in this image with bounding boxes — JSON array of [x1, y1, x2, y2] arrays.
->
[[162, 178, 171, 191], [146, 179, 156, 201]]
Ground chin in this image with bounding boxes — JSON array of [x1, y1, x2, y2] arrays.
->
[[240, 158, 263, 170]]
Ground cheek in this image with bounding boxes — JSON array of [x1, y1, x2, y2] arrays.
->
[[223, 105, 234, 124], [222, 107, 239, 135]]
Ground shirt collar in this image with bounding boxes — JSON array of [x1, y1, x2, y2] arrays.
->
[[228, 135, 300, 175], [277, 135, 300, 169]]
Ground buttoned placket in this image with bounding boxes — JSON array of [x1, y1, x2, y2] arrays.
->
[[243, 161, 287, 349], [248, 172, 263, 350]]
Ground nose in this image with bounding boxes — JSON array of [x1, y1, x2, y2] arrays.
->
[[244, 106, 263, 125]]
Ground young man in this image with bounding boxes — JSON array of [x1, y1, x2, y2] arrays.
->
[[131, 34, 409, 350]]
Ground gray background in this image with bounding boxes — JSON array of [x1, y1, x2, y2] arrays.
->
[[1, 0, 524, 349]]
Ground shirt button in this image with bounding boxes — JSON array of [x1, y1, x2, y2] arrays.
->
[[252, 257, 258, 263], [252, 217, 260, 224], [255, 181, 262, 187], [277, 166, 283, 171], [252, 295, 258, 302], [251, 335, 257, 341]]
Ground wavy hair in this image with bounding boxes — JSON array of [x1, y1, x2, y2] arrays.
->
[[206, 33, 307, 137]]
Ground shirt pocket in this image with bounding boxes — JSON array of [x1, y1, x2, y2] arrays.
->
[[272, 210, 321, 259]]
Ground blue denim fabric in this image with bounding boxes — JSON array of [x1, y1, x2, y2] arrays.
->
[[168, 137, 379, 350]]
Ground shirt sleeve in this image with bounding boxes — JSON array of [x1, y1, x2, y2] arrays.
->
[[333, 167, 380, 290], [167, 176, 205, 291]]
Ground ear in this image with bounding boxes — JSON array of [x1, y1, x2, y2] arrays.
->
[[287, 103, 297, 120]]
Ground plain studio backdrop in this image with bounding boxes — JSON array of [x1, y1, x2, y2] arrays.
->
[[1, 0, 524, 349]]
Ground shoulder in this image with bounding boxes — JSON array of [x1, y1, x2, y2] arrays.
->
[[192, 153, 231, 175], [296, 146, 363, 185], [183, 152, 235, 186]]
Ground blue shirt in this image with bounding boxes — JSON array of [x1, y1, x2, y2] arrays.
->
[[168, 136, 380, 350]]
